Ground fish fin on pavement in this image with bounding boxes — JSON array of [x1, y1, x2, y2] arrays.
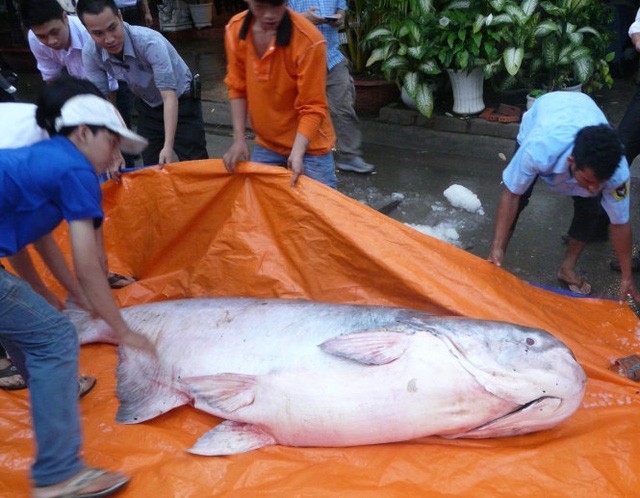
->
[[319, 330, 411, 365], [188, 420, 276, 456], [182, 373, 257, 413], [445, 397, 563, 439]]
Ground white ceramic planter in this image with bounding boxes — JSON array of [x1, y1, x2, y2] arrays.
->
[[158, 0, 192, 32], [527, 83, 583, 110], [447, 67, 485, 115], [188, 2, 213, 29]]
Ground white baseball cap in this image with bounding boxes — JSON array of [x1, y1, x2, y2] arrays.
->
[[54, 94, 148, 155]]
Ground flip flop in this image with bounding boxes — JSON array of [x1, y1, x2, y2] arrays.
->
[[107, 272, 137, 289], [558, 277, 592, 295], [33, 467, 129, 498], [78, 375, 96, 399], [0, 363, 27, 390]]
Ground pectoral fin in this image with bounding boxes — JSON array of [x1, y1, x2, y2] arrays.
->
[[319, 330, 411, 365], [188, 420, 276, 456], [182, 373, 257, 413]]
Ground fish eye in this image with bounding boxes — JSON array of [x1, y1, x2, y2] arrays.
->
[[526, 337, 535, 346]]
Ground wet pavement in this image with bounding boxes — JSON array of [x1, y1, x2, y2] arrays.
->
[[7, 23, 640, 301]]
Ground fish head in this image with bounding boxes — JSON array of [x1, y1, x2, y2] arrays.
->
[[407, 317, 586, 434]]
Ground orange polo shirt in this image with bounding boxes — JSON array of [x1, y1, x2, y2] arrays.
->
[[224, 8, 335, 156]]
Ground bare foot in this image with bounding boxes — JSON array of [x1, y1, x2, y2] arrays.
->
[[0, 358, 26, 390], [33, 467, 129, 498]]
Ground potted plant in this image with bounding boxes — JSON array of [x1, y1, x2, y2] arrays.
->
[[489, 0, 542, 98], [431, 0, 526, 115], [340, 0, 394, 113], [364, 9, 442, 117], [528, 0, 614, 92], [342, 0, 433, 114]]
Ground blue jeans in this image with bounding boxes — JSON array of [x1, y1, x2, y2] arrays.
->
[[0, 269, 83, 486], [251, 144, 337, 189]]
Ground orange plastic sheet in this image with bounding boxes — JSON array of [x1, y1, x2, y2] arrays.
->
[[1, 160, 639, 497]]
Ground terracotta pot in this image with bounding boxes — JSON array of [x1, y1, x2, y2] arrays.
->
[[353, 79, 399, 115]]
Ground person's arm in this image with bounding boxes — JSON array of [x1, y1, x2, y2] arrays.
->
[[288, 132, 309, 186], [630, 8, 640, 50], [158, 89, 178, 166], [298, 6, 326, 25], [487, 187, 521, 266], [68, 219, 154, 352], [327, 8, 345, 28], [31, 233, 94, 312], [222, 98, 250, 173], [610, 222, 640, 302], [140, 0, 154, 27], [6, 247, 64, 310]]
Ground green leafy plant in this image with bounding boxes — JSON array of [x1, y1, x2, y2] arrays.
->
[[490, 0, 541, 91], [529, 0, 614, 90], [429, 0, 520, 78], [365, 12, 441, 117], [343, 0, 432, 76]]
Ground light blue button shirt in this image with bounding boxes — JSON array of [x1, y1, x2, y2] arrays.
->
[[82, 23, 192, 107], [288, 0, 346, 70], [503, 91, 630, 224]]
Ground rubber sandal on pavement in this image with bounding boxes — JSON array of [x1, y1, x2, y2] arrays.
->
[[0, 363, 27, 391], [557, 277, 592, 295], [33, 468, 129, 498], [78, 375, 96, 399], [107, 272, 137, 289]]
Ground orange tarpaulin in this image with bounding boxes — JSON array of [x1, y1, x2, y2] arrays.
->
[[1, 160, 639, 496]]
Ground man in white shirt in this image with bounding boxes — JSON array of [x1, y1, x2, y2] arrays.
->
[[21, 0, 117, 90]]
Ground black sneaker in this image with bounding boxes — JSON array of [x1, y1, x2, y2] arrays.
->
[[610, 254, 640, 272]]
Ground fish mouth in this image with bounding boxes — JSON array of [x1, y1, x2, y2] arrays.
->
[[455, 396, 566, 438]]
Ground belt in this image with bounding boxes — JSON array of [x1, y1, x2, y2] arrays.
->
[[179, 91, 195, 101]]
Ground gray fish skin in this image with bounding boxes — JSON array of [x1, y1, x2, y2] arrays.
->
[[71, 298, 586, 456]]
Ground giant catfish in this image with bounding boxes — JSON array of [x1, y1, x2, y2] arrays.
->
[[68, 298, 587, 456]]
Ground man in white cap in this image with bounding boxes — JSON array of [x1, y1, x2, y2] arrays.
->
[[0, 91, 154, 497]]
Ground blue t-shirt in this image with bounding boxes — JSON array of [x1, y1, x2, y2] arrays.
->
[[503, 91, 630, 224], [0, 135, 103, 257]]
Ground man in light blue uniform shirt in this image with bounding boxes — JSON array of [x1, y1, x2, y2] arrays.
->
[[77, 0, 208, 166], [288, 0, 375, 173], [488, 92, 638, 302]]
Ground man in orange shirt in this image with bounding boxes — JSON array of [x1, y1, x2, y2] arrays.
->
[[222, 0, 337, 188]]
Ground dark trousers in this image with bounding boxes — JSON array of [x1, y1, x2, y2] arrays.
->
[[510, 142, 609, 243], [115, 81, 136, 167], [135, 95, 209, 166], [618, 86, 640, 164], [513, 176, 609, 243], [120, 3, 144, 26]]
